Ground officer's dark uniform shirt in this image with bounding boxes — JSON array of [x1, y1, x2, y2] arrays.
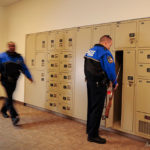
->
[[0, 51, 32, 81], [84, 44, 117, 87]]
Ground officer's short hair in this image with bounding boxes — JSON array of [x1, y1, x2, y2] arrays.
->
[[100, 35, 112, 43], [7, 41, 15, 46]]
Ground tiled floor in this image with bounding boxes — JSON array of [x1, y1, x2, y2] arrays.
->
[[0, 101, 149, 150]]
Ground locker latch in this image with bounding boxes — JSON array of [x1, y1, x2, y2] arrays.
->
[[129, 33, 135, 44]]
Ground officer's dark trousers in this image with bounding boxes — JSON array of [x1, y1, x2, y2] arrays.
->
[[86, 80, 107, 138], [1, 80, 18, 118]]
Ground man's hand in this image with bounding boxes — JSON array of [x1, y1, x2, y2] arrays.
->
[[29, 78, 33, 83], [114, 83, 118, 91]]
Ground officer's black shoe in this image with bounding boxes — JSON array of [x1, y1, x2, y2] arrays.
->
[[11, 117, 20, 126], [88, 136, 106, 144], [1, 112, 9, 118]]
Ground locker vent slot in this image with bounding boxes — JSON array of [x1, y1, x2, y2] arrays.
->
[[139, 120, 150, 135]]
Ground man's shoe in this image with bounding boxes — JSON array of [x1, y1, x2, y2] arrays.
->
[[12, 117, 20, 126], [88, 136, 106, 144], [1, 112, 9, 118]]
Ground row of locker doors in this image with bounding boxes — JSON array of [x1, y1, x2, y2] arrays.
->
[[25, 22, 150, 133], [26, 19, 150, 55]]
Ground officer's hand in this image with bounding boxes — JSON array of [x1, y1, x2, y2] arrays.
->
[[114, 83, 118, 91], [29, 78, 33, 83]]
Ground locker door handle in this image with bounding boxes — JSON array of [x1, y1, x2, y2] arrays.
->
[[128, 81, 134, 87], [31, 59, 34, 66], [147, 68, 150, 72]]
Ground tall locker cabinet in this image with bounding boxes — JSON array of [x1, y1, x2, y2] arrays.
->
[[74, 26, 92, 120], [135, 20, 150, 139], [25, 33, 48, 108]]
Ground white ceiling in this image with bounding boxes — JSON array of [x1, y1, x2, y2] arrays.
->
[[0, 0, 21, 7]]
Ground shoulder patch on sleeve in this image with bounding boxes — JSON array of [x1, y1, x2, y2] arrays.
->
[[107, 56, 113, 63]]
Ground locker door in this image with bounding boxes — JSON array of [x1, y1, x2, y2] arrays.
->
[[74, 26, 92, 120], [49, 72, 60, 81], [138, 50, 150, 64], [60, 61, 73, 73], [92, 25, 112, 45], [35, 52, 47, 70], [36, 32, 48, 51], [56, 31, 65, 50], [138, 20, 150, 47], [121, 50, 135, 132], [58, 102, 72, 116], [26, 34, 36, 69], [59, 82, 72, 94], [49, 81, 60, 92], [114, 22, 136, 49], [60, 52, 73, 62], [59, 93, 72, 105], [137, 64, 150, 78], [25, 70, 47, 108], [48, 31, 56, 51], [46, 100, 58, 112], [136, 79, 150, 114], [49, 61, 59, 72], [65, 29, 76, 51], [59, 73, 73, 82], [48, 51, 59, 61]]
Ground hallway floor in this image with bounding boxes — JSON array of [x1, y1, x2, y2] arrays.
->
[[0, 101, 149, 150]]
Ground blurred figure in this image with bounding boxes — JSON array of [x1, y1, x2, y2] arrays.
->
[[0, 41, 33, 126]]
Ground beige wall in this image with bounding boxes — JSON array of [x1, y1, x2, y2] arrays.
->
[[2, 0, 150, 101], [0, 7, 7, 51]]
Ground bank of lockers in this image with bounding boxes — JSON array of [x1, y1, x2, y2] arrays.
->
[[25, 18, 150, 140]]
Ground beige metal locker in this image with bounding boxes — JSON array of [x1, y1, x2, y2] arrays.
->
[[49, 72, 60, 81], [36, 32, 48, 51], [49, 81, 60, 92], [25, 70, 47, 108], [138, 50, 150, 64], [114, 22, 136, 49], [59, 73, 73, 82], [60, 52, 73, 62], [58, 102, 72, 116], [138, 20, 150, 47], [49, 61, 59, 72], [48, 31, 56, 51], [74, 26, 92, 120], [92, 24, 112, 45], [48, 51, 59, 61], [47, 91, 59, 101], [137, 64, 150, 78], [64, 29, 76, 50], [121, 50, 135, 132], [59, 82, 72, 94], [135, 112, 150, 139], [59, 92, 72, 105], [35, 52, 47, 70], [60, 61, 73, 73], [26, 34, 36, 69], [56, 31, 65, 50], [46, 100, 58, 112], [136, 79, 150, 114]]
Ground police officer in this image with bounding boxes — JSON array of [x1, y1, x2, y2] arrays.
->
[[84, 35, 118, 144], [0, 41, 33, 126]]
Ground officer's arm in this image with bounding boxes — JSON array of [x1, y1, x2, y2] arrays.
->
[[20, 56, 33, 81], [101, 54, 117, 87]]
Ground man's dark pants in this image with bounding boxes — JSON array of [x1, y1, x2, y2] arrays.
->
[[86, 80, 107, 138], [1, 80, 18, 118]]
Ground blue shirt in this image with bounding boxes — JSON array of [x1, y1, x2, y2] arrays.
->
[[0, 51, 32, 79], [85, 44, 117, 86]]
